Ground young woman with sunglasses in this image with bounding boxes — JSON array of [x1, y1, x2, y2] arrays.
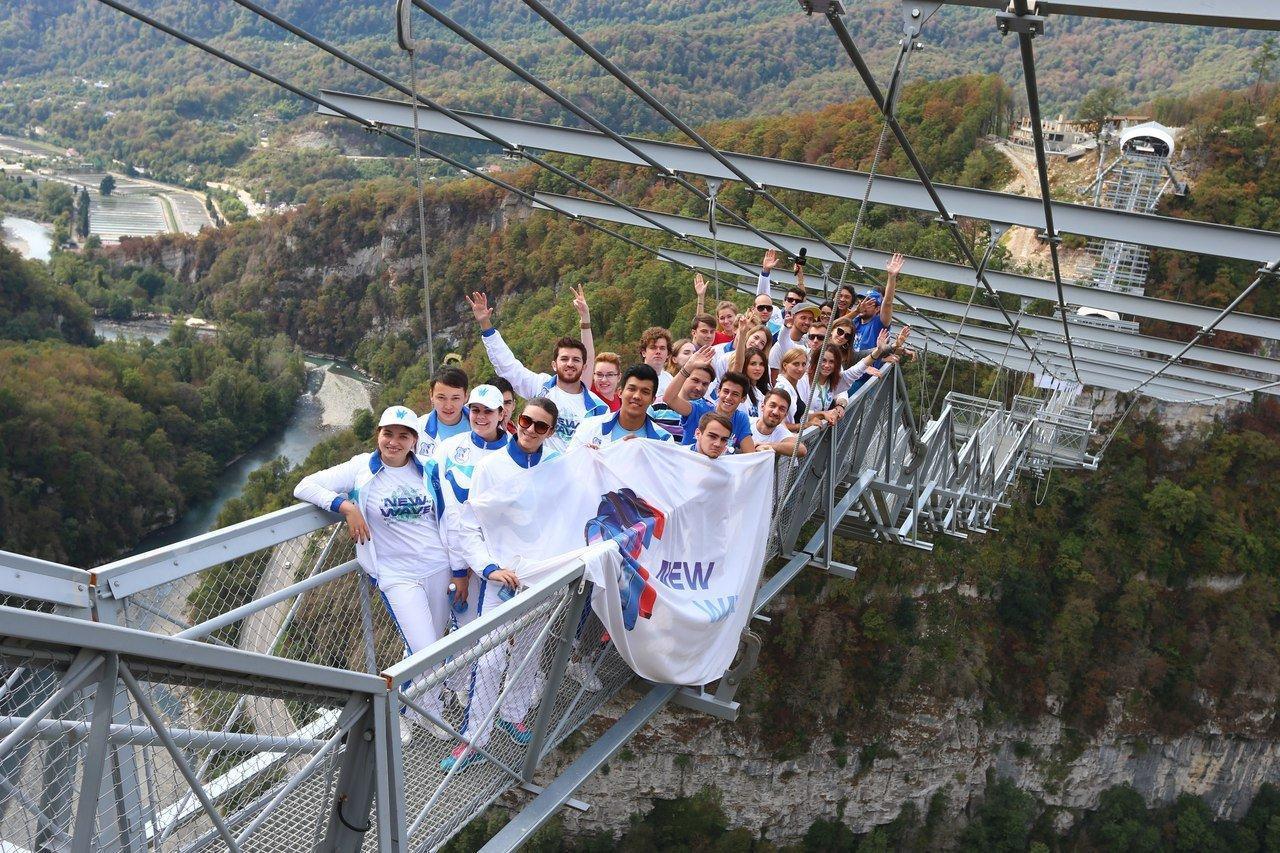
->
[[829, 317, 858, 369], [445, 397, 563, 771]]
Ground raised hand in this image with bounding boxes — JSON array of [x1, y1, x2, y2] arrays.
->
[[689, 344, 717, 370], [877, 328, 892, 349], [886, 252, 905, 277], [895, 324, 912, 347], [762, 248, 779, 273], [693, 273, 707, 297], [466, 291, 493, 327], [572, 283, 590, 322]]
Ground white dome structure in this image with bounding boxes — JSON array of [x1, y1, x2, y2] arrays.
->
[[1119, 121, 1175, 158]]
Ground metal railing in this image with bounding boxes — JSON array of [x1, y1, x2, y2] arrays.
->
[[0, 364, 1097, 852]]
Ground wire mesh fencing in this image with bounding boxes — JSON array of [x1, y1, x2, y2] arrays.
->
[[0, 622, 384, 853], [379, 569, 615, 853]]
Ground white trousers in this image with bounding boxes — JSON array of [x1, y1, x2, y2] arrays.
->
[[374, 573, 450, 721], [459, 589, 548, 750]]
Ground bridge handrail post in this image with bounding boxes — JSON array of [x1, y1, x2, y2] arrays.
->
[[519, 577, 592, 780]]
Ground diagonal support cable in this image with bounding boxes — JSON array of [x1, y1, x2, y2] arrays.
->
[[1001, 0, 1082, 382], [518, 0, 883, 286], [409, 0, 801, 267], [811, 2, 1062, 381], [227, 0, 752, 280], [90, 0, 742, 300]]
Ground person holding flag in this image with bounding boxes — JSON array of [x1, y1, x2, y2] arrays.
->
[[442, 397, 562, 771], [569, 365, 673, 449]]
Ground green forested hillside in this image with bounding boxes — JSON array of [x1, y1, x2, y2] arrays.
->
[[0, 245, 306, 565], [1, 1, 1272, 188]]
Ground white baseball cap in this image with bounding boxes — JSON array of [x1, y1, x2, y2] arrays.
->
[[377, 405, 419, 435], [467, 384, 504, 411]]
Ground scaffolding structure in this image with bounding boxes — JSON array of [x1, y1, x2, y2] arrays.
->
[[1076, 151, 1180, 295]]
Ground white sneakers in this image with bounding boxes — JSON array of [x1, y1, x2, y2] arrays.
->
[[400, 716, 450, 747]]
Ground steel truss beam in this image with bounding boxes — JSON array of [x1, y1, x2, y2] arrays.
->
[[668, 248, 1280, 378], [665, 248, 1280, 383], [914, 332, 1203, 402], [533, 192, 1280, 341], [911, 315, 1269, 398], [935, 0, 1280, 30], [317, 90, 1280, 264]]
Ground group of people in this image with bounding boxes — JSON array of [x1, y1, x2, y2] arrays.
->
[[294, 248, 917, 770]]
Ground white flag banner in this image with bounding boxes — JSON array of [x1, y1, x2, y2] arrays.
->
[[467, 440, 775, 685]]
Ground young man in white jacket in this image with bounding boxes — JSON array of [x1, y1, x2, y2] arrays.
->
[[441, 397, 562, 771], [293, 405, 452, 742], [466, 290, 605, 453], [416, 366, 470, 459], [569, 365, 673, 449]]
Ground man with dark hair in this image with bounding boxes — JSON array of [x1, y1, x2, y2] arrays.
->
[[690, 312, 717, 348], [638, 326, 674, 396], [417, 366, 470, 459], [570, 364, 673, 449], [492, 376, 517, 436], [663, 347, 756, 453], [693, 412, 734, 460], [751, 388, 807, 457], [468, 291, 606, 453]]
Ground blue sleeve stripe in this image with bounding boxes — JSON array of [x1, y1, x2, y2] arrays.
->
[[328, 495, 346, 513]]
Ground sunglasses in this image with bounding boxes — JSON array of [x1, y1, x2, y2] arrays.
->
[[809, 334, 826, 342], [832, 327, 850, 337], [783, 295, 802, 304], [755, 304, 773, 312], [517, 414, 553, 435]]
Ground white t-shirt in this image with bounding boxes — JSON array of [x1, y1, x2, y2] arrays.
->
[[656, 370, 673, 397], [362, 461, 443, 581], [768, 332, 807, 371], [751, 420, 791, 445], [774, 375, 810, 424]]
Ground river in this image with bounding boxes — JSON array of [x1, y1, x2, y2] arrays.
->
[[1, 216, 54, 261], [94, 320, 377, 554]]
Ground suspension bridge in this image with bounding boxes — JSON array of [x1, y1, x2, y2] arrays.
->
[[3, 1, 1280, 851]]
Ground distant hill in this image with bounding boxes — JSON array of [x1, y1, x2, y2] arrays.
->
[[0, 1, 1271, 184]]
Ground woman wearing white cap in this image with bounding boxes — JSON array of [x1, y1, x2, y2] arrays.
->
[[293, 405, 452, 741], [432, 384, 510, 625], [440, 396, 561, 771]]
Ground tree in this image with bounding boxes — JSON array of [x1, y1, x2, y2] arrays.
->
[[1077, 86, 1124, 140], [1252, 37, 1278, 103], [76, 187, 90, 238], [99, 174, 116, 197], [38, 182, 74, 220]]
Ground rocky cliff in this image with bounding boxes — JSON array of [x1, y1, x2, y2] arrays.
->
[[538, 693, 1280, 844]]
